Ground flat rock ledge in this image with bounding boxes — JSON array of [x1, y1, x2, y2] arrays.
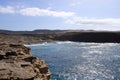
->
[[0, 43, 51, 80]]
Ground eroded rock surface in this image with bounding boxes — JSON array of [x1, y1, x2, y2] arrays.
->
[[0, 43, 50, 80]]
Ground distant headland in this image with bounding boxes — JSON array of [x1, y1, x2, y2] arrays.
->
[[0, 29, 120, 44]]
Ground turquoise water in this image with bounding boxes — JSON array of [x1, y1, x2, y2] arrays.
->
[[28, 42, 120, 80]]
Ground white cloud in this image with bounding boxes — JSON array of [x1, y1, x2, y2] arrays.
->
[[0, 6, 75, 18], [19, 7, 75, 18], [0, 6, 15, 14], [66, 17, 120, 26]]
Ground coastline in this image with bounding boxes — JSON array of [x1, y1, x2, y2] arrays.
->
[[0, 30, 120, 44]]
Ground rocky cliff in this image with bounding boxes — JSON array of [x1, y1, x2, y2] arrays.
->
[[54, 31, 120, 43], [0, 43, 50, 80]]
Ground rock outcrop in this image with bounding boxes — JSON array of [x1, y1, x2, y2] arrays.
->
[[0, 43, 50, 80]]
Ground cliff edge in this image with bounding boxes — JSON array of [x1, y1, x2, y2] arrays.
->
[[0, 43, 50, 80]]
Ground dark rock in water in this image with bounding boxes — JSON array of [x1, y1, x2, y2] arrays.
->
[[0, 43, 51, 80]]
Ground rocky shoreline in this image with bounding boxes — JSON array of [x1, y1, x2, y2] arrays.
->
[[0, 30, 120, 44], [0, 30, 120, 79], [0, 43, 51, 80]]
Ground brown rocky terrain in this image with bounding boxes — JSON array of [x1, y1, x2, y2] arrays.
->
[[0, 33, 58, 44], [0, 43, 51, 80]]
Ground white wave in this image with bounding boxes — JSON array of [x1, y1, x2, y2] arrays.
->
[[56, 41, 74, 44], [25, 41, 75, 47], [24, 42, 48, 47]]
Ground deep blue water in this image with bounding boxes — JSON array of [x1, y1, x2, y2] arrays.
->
[[27, 42, 120, 80]]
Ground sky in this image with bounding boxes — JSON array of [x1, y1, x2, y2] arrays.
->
[[0, 0, 120, 31]]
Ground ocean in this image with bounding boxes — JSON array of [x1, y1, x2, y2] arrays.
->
[[27, 41, 120, 80]]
